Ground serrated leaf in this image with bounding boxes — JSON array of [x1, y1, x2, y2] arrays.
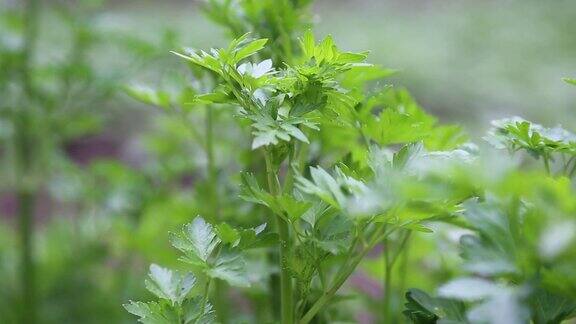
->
[[171, 49, 221, 74], [182, 297, 216, 324], [403, 289, 468, 324], [239, 172, 281, 214], [124, 301, 156, 319], [216, 222, 240, 245], [252, 129, 279, 149], [171, 217, 221, 265], [315, 213, 352, 254], [280, 123, 309, 143], [277, 195, 311, 220], [530, 288, 576, 324], [234, 38, 268, 62], [206, 251, 250, 288], [145, 264, 196, 306], [124, 300, 178, 324], [300, 29, 315, 59]]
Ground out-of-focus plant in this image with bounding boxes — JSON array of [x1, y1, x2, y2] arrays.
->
[[485, 117, 576, 176], [403, 115, 576, 324], [0, 0, 153, 322]]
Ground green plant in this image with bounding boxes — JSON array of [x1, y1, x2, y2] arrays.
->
[[123, 1, 576, 324], [124, 1, 472, 323], [403, 117, 576, 324]]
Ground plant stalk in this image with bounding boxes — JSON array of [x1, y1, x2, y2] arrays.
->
[[265, 151, 293, 324], [204, 106, 229, 322], [382, 239, 392, 324], [205, 106, 220, 221], [383, 230, 411, 323], [299, 223, 391, 324], [543, 154, 551, 175], [16, 0, 40, 323], [299, 247, 368, 324]]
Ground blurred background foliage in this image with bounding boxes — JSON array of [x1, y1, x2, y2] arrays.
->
[[0, 0, 575, 323]]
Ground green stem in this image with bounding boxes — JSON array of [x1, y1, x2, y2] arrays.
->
[[265, 151, 293, 324], [204, 106, 228, 322], [383, 239, 392, 323], [543, 154, 551, 175], [398, 236, 411, 324], [205, 106, 220, 221], [299, 223, 391, 324], [568, 156, 576, 177], [282, 146, 297, 194], [299, 247, 367, 324], [16, 0, 40, 323], [21, 0, 40, 98], [383, 230, 411, 323], [200, 277, 213, 314]]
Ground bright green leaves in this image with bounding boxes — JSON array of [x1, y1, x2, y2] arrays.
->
[[299, 30, 368, 66], [277, 195, 312, 221], [124, 298, 216, 324], [124, 265, 215, 324], [172, 34, 269, 75], [240, 172, 311, 220], [215, 222, 274, 249], [172, 217, 220, 265], [171, 31, 373, 152], [145, 264, 197, 306], [563, 77, 576, 86], [234, 37, 269, 63], [125, 216, 273, 323], [239, 172, 277, 210], [362, 89, 467, 149], [310, 213, 353, 255], [173, 34, 313, 150], [403, 289, 467, 324], [293, 31, 370, 123], [172, 48, 221, 74], [485, 117, 576, 152], [485, 117, 576, 175], [204, 251, 248, 288], [248, 105, 319, 149], [171, 216, 252, 288], [300, 30, 315, 60], [318, 86, 467, 170], [296, 166, 367, 210], [125, 301, 179, 324], [172, 34, 268, 79]]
